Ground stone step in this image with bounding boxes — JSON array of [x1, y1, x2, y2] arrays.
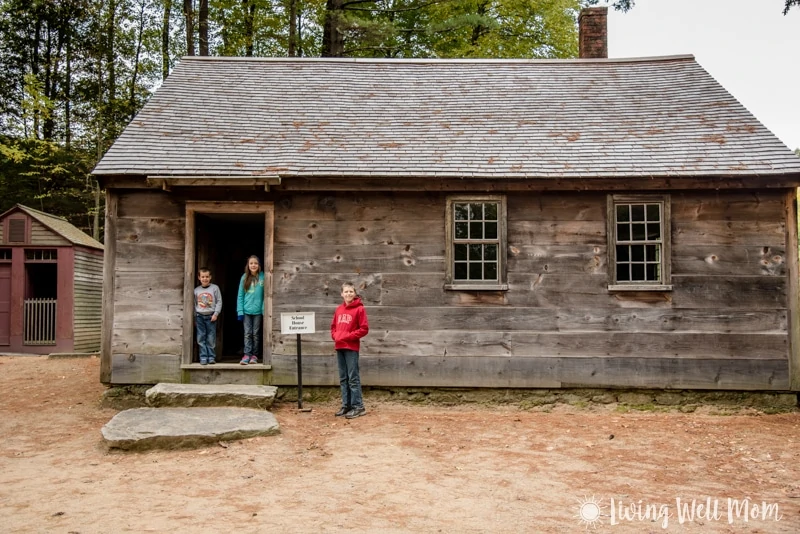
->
[[145, 383, 278, 409], [102, 407, 280, 451]]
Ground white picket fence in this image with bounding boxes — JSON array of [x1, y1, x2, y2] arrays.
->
[[23, 298, 57, 345]]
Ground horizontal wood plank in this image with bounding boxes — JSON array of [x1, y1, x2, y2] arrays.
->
[[111, 353, 181, 383], [671, 191, 785, 222], [672, 244, 785, 276], [112, 328, 182, 354], [672, 220, 785, 246], [273, 331, 788, 360], [275, 219, 444, 246], [271, 354, 791, 390], [274, 192, 446, 221], [275, 243, 445, 274], [117, 191, 185, 219], [270, 306, 786, 334]]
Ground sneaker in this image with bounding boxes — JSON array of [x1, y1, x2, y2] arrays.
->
[[248, 355, 258, 364], [345, 407, 366, 419], [208, 359, 216, 365], [240, 355, 250, 365], [335, 406, 351, 417], [200, 360, 208, 366]]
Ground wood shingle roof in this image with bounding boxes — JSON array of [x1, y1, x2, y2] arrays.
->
[[92, 56, 800, 180]]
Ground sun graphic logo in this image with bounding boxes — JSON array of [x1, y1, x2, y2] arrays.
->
[[576, 496, 604, 529]]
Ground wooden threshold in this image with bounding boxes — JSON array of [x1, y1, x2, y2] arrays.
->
[[181, 363, 272, 370]]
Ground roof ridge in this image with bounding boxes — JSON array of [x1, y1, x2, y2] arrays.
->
[[178, 54, 696, 65]]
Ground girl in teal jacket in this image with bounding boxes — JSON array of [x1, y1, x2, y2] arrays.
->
[[237, 255, 265, 364]]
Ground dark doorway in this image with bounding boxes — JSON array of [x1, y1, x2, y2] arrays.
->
[[25, 263, 58, 299], [195, 213, 265, 362]]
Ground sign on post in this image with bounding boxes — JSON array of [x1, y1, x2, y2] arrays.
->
[[280, 312, 316, 335], [280, 312, 315, 411]]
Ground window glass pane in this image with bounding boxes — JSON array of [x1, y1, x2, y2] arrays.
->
[[631, 245, 644, 262], [617, 224, 630, 241], [631, 204, 645, 221], [646, 204, 660, 222], [469, 222, 483, 239], [469, 262, 482, 280], [617, 264, 630, 281], [485, 222, 497, 239], [645, 244, 659, 262], [646, 263, 660, 282], [454, 262, 468, 280], [484, 244, 497, 261], [469, 204, 483, 220], [484, 203, 498, 220], [631, 263, 645, 281], [616, 245, 629, 262], [454, 244, 468, 261], [469, 244, 483, 260], [646, 223, 660, 240], [616, 205, 630, 222], [631, 223, 646, 241], [455, 222, 468, 239], [484, 262, 497, 280], [454, 204, 468, 220]]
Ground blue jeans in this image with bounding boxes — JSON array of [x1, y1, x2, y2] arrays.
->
[[195, 314, 216, 363], [337, 349, 363, 409], [243, 314, 263, 357]]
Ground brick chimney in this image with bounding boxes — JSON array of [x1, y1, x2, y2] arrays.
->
[[579, 7, 608, 59]]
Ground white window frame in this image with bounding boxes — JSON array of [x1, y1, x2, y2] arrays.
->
[[607, 194, 672, 291], [445, 195, 508, 291]]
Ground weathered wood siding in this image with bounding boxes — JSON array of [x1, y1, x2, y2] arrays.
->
[[30, 219, 70, 246], [110, 191, 184, 383], [269, 190, 790, 390], [72, 248, 103, 352]]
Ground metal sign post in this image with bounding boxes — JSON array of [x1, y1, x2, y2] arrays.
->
[[280, 312, 315, 412]]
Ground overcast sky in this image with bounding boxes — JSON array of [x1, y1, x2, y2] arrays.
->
[[607, 0, 800, 151]]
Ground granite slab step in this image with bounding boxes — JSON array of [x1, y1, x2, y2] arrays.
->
[[102, 407, 280, 450], [145, 383, 278, 409]]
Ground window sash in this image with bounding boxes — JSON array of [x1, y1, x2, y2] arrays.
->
[[446, 196, 507, 289], [607, 195, 671, 290]]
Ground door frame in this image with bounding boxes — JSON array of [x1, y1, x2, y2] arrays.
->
[[183, 202, 274, 366]]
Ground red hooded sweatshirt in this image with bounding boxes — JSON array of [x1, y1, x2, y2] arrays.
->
[[330, 296, 369, 351]]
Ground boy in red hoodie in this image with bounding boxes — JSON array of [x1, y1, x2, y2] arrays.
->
[[330, 282, 369, 419]]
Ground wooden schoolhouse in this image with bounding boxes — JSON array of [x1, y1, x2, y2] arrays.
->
[[92, 9, 800, 390], [0, 204, 103, 354]]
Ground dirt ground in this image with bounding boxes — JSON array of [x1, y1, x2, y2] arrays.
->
[[1, 356, 800, 533]]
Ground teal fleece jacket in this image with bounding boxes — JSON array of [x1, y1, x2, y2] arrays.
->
[[237, 272, 265, 316]]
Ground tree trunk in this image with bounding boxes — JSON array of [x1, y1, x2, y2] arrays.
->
[[31, 16, 41, 137], [288, 0, 297, 57], [107, 0, 116, 103], [243, 0, 255, 57], [184, 0, 195, 56], [42, 20, 54, 139], [93, 180, 101, 241], [162, 0, 171, 80], [322, 0, 344, 57], [130, 0, 146, 119], [199, 0, 208, 55], [65, 21, 71, 149]]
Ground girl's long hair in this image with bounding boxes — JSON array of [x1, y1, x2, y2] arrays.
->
[[243, 255, 262, 290]]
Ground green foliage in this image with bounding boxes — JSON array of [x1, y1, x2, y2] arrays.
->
[[0, 136, 98, 235], [427, 0, 580, 59]]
